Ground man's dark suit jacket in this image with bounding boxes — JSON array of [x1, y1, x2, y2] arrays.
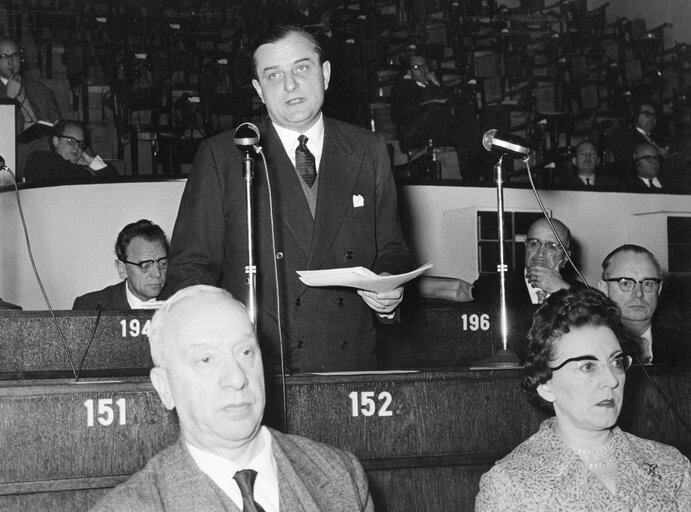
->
[[558, 173, 622, 191], [472, 272, 536, 309], [72, 281, 130, 311], [90, 428, 373, 512], [24, 150, 117, 182], [164, 117, 411, 373], [0, 78, 61, 134], [624, 174, 671, 193], [622, 325, 691, 364]]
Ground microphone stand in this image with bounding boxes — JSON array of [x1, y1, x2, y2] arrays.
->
[[471, 155, 520, 369], [242, 150, 257, 325]]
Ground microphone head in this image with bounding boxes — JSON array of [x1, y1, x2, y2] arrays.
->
[[234, 123, 260, 151], [482, 129, 498, 152]]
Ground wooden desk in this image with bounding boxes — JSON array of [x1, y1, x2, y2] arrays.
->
[[2, 366, 690, 511]]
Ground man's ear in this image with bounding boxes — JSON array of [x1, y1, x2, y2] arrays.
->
[[322, 59, 331, 90], [570, 156, 577, 168], [597, 280, 608, 295], [537, 382, 555, 404], [115, 259, 127, 280], [657, 281, 663, 298], [51, 136, 59, 149], [251, 79, 264, 104], [151, 367, 175, 410]]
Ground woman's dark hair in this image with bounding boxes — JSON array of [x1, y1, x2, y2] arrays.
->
[[521, 287, 622, 404]]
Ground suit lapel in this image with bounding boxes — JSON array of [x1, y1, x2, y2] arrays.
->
[[308, 118, 360, 270], [263, 124, 314, 259], [272, 431, 332, 512]]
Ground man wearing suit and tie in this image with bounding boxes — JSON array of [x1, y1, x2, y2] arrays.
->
[[625, 143, 670, 193], [472, 218, 577, 308], [90, 285, 373, 511], [558, 140, 620, 191], [163, 25, 411, 373]]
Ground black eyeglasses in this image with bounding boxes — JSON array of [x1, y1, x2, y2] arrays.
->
[[411, 63, 428, 70], [57, 135, 87, 149], [0, 52, 21, 62], [550, 353, 632, 376], [120, 256, 168, 273], [602, 277, 662, 292], [525, 238, 563, 255]]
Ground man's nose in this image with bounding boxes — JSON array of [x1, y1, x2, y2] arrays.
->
[[632, 281, 645, 297], [220, 358, 249, 390], [284, 73, 298, 92]]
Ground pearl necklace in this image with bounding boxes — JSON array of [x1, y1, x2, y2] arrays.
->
[[572, 435, 616, 469]]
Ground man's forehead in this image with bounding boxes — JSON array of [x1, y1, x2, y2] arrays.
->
[[166, 296, 251, 338], [577, 144, 596, 154], [527, 221, 560, 240], [608, 252, 658, 276], [255, 33, 317, 68], [0, 42, 17, 53], [62, 126, 84, 138]]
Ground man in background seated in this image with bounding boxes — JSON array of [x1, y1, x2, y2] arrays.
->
[[0, 36, 62, 180], [390, 54, 482, 181], [598, 244, 689, 364], [607, 101, 669, 165], [625, 142, 671, 193], [558, 140, 620, 190], [24, 120, 117, 182], [73, 219, 168, 310], [90, 285, 373, 512], [472, 218, 577, 307]]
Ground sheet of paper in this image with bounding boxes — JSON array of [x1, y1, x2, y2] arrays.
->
[[297, 261, 433, 293]]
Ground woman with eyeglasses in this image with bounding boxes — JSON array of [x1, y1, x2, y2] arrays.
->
[[24, 119, 117, 182], [475, 287, 691, 511]]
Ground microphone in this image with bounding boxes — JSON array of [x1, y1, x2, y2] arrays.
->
[[482, 129, 532, 159], [234, 123, 260, 153]]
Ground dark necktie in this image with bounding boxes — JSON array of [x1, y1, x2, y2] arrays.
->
[[585, 178, 591, 186], [296, 134, 317, 187], [647, 178, 654, 189], [233, 469, 266, 512]]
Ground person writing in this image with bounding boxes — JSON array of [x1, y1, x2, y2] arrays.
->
[[163, 25, 411, 373], [475, 287, 691, 510]]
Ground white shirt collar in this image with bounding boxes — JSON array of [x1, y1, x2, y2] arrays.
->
[[0, 76, 7, 86], [273, 113, 324, 172], [638, 175, 662, 188], [186, 426, 279, 512], [635, 125, 650, 137], [124, 280, 158, 309], [577, 174, 595, 185]]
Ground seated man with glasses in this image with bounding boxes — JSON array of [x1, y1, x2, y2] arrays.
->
[[390, 54, 483, 181], [73, 219, 169, 310], [607, 101, 670, 165], [0, 37, 62, 179], [624, 142, 672, 193], [598, 244, 689, 364], [473, 217, 580, 308], [24, 120, 117, 182]]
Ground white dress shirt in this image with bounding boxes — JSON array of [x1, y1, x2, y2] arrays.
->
[[124, 280, 159, 309], [186, 426, 279, 512], [273, 113, 324, 173]]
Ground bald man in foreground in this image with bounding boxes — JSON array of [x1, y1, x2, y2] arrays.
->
[[90, 285, 373, 511]]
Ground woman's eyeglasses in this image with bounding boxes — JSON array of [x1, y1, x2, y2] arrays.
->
[[550, 353, 633, 376]]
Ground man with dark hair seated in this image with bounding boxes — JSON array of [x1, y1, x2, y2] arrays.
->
[[73, 219, 168, 310], [24, 119, 117, 182]]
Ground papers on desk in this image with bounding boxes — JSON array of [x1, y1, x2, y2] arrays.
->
[[297, 261, 433, 293]]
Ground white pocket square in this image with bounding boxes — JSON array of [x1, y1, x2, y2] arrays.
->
[[352, 194, 364, 207]]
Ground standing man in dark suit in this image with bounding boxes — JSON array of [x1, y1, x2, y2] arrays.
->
[[90, 285, 373, 512], [73, 220, 168, 310], [0, 37, 61, 179], [607, 101, 669, 166], [472, 218, 577, 308], [163, 25, 411, 373], [598, 244, 689, 364]]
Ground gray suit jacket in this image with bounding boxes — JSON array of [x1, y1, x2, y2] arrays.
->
[[163, 117, 411, 373], [89, 428, 373, 512]]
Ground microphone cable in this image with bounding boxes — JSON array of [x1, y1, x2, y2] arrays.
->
[[524, 158, 589, 287], [1, 166, 79, 380], [254, 145, 289, 430]]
